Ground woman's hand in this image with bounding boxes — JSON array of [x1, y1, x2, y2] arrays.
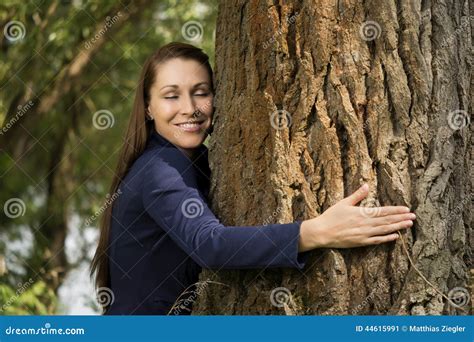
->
[[298, 184, 416, 252]]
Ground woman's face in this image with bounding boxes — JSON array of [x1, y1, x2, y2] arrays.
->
[[147, 57, 213, 157]]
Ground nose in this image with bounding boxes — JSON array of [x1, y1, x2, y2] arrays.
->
[[181, 93, 196, 116]]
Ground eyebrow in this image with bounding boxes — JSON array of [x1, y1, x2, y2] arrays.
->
[[160, 82, 209, 91]]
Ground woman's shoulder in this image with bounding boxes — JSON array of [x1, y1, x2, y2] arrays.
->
[[138, 144, 197, 175], [129, 145, 206, 190]]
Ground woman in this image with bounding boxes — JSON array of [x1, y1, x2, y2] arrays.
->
[[90, 42, 416, 315]]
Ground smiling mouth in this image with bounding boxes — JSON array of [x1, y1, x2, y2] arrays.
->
[[174, 121, 204, 128], [174, 120, 206, 132]]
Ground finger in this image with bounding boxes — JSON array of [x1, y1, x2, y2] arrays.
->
[[369, 220, 413, 236], [341, 183, 369, 206], [377, 206, 411, 216], [359, 206, 410, 218], [365, 233, 400, 245], [368, 212, 416, 226]]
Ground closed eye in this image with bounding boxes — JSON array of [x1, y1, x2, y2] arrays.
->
[[164, 93, 209, 99]]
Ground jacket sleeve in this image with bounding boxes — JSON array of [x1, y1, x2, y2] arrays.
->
[[141, 154, 310, 270]]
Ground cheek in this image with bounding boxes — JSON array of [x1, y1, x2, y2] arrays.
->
[[197, 97, 214, 115], [152, 100, 177, 121]]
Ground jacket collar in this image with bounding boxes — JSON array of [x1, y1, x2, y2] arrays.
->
[[146, 129, 210, 168], [147, 129, 174, 148], [147, 129, 207, 152]]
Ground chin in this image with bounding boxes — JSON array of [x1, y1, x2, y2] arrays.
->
[[171, 123, 209, 147], [174, 133, 207, 149]]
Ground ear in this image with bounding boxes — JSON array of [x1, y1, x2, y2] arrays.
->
[[146, 106, 154, 120]]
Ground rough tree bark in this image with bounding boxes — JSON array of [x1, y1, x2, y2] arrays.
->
[[194, 0, 472, 315]]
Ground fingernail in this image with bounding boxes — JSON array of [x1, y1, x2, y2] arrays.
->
[[362, 183, 368, 191], [410, 213, 416, 219]]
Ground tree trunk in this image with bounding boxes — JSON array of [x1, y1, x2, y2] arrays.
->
[[194, 0, 472, 315]]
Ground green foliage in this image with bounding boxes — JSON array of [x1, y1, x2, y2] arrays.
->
[[0, 279, 57, 315], [0, 0, 217, 313]]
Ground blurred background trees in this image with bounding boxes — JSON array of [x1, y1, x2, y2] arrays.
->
[[0, 0, 217, 314]]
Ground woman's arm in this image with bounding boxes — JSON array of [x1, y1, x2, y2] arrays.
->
[[142, 151, 414, 270], [142, 154, 307, 270]]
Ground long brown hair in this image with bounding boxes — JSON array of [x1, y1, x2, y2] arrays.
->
[[90, 42, 214, 312]]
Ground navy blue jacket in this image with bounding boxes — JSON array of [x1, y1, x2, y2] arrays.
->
[[105, 130, 309, 315]]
